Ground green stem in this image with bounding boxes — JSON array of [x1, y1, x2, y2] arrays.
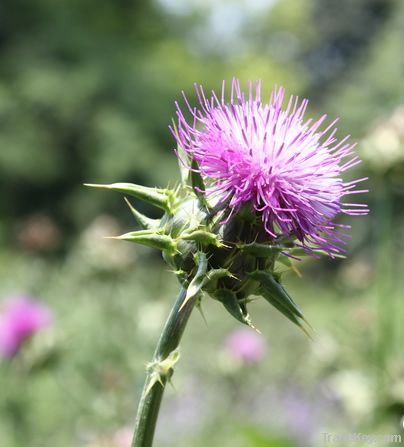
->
[[131, 287, 195, 447]]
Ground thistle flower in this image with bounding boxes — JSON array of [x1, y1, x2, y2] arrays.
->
[[173, 79, 368, 254], [0, 295, 52, 358], [87, 80, 369, 333], [87, 79, 370, 447]]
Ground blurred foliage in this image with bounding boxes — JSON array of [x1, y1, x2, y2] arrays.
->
[[1, 0, 399, 248], [0, 232, 403, 447], [1, 0, 404, 446]]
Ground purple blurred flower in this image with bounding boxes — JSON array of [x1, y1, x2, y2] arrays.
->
[[111, 426, 132, 447], [173, 79, 368, 254], [0, 296, 52, 358], [225, 328, 266, 364], [282, 393, 316, 439]]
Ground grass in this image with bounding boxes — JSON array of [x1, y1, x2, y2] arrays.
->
[[0, 231, 402, 447]]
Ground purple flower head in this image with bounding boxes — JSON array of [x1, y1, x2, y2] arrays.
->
[[173, 79, 368, 254], [0, 295, 52, 358], [225, 328, 266, 363]]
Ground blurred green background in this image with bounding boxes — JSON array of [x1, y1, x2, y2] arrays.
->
[[1, 0, 403, 446]]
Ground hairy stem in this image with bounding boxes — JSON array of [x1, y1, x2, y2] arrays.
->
[[131, 287, 195, 447]]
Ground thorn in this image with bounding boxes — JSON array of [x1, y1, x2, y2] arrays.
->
[[245, 315, 261, 334], [196, 301, 208, 326]]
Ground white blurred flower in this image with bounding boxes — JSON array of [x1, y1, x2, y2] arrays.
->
[[361, 106, 404, 172], [136, 301, 167, 339], [310, 331, 340, 365], [338, 258, 373, 291], [328, 370, 375, 420], [77, 215, 134, 271]]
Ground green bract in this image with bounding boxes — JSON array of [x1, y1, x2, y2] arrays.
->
[[86, 166, 327, 335]]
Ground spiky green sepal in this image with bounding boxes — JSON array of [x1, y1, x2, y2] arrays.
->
[[124, 198, 161, 230], [213, 289, 255, 329], [85, 182, 175, 214], [180, 229, 224, 248], [237, 242, 282, 257], [248, 270, 310, 334], [180, 252, 208, 310], [114, 230, 178, 256], [88, 165, 314, 335]]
